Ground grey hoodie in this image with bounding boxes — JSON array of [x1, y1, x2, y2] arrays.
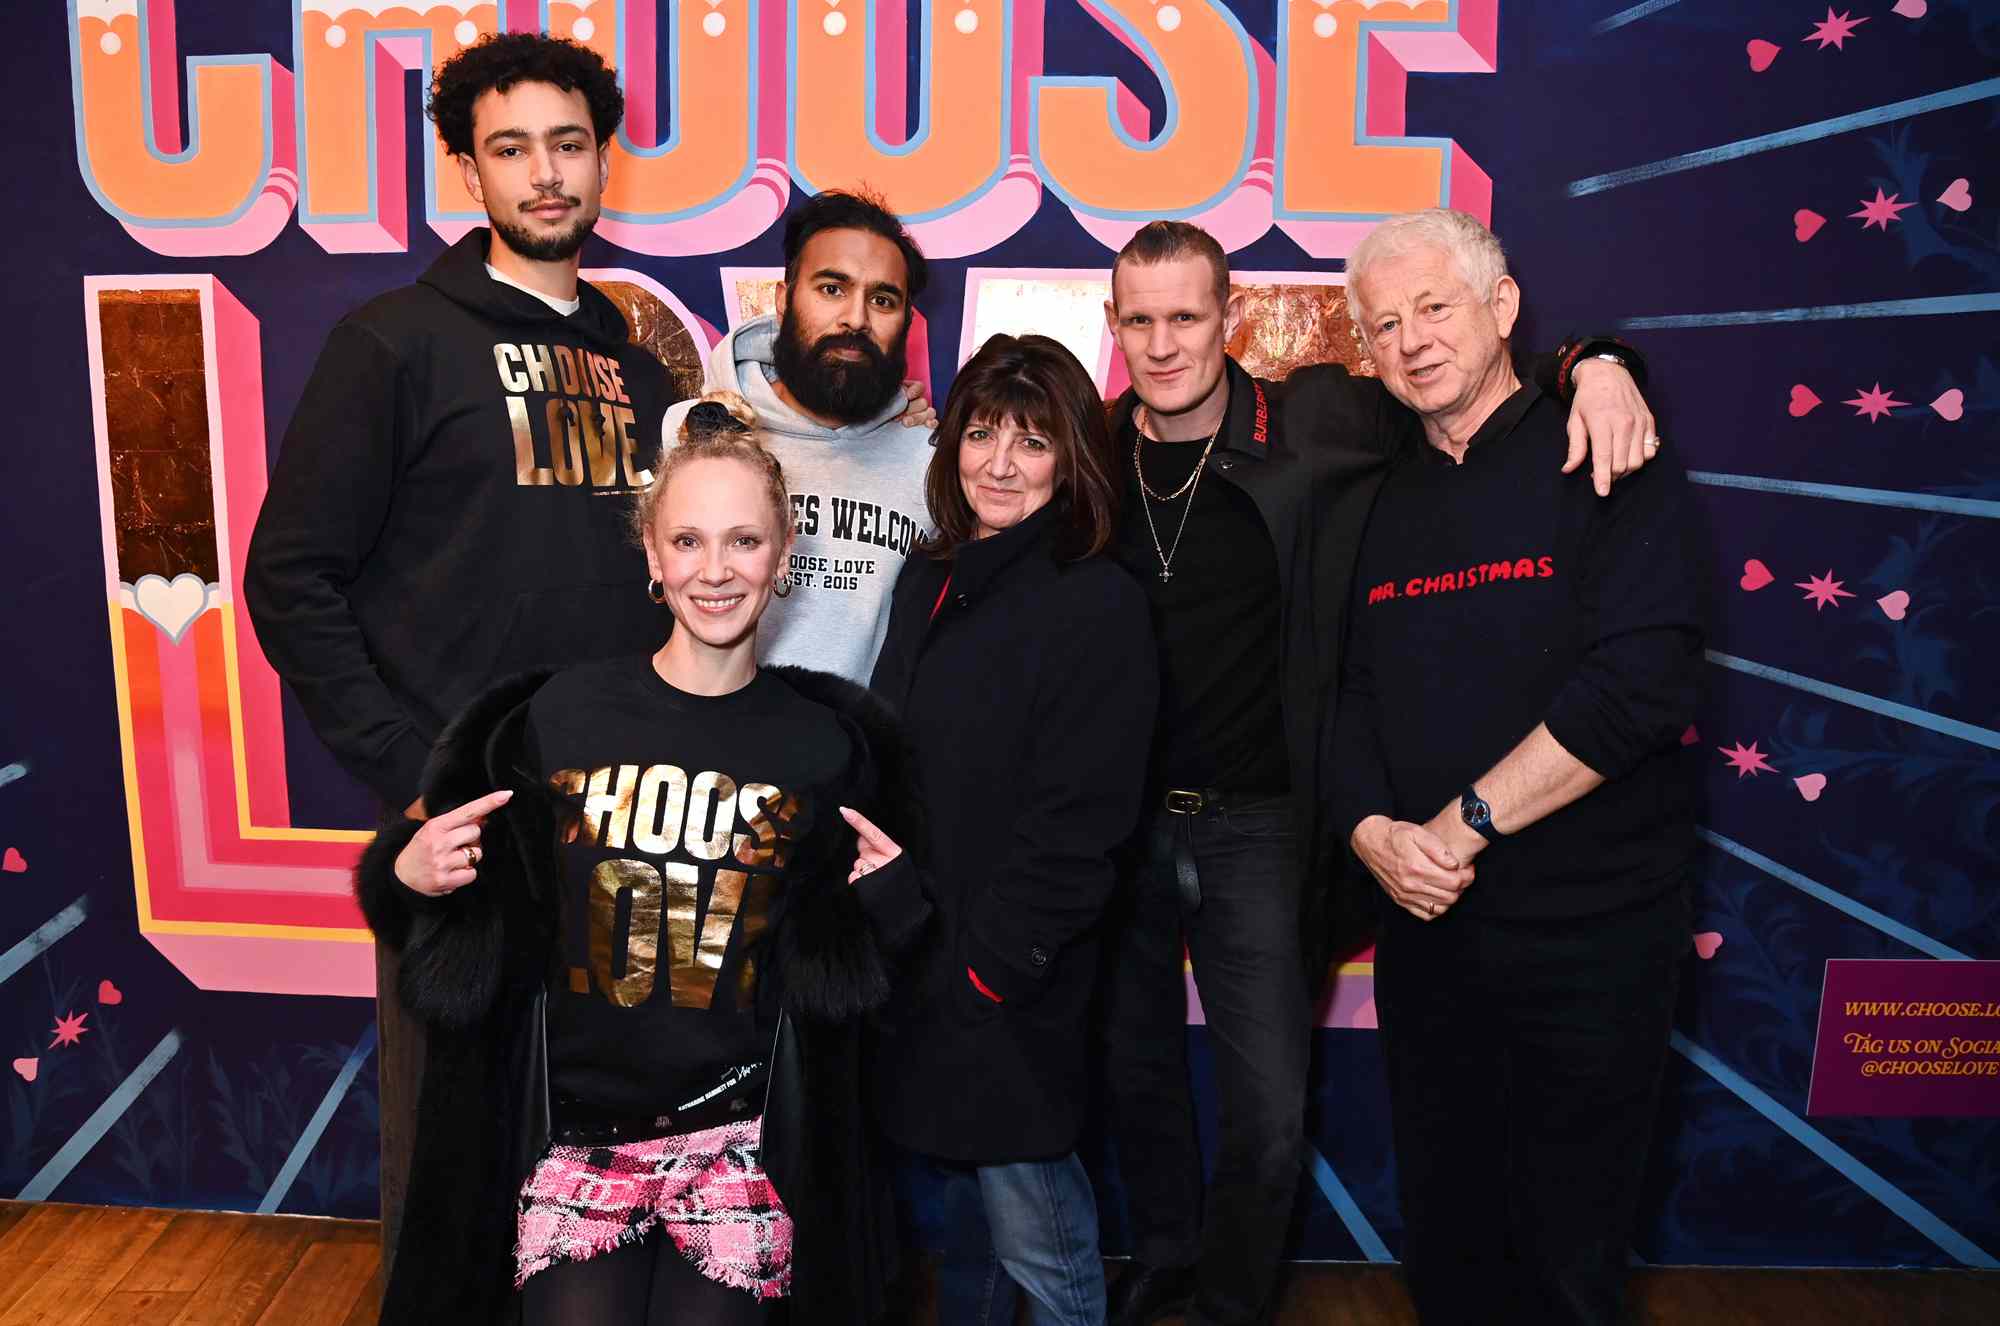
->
[[663, 316, 934, 683]]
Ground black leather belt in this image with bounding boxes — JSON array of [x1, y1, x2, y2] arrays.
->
[[1158, 786, 1287, 816], [549, 1085, 760, 1147], [1161, 787, 1222, 816], [1155, 787, 1221, 913], [1151, 787, 1286, 913]]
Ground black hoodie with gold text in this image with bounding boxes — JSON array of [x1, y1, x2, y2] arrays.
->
[[246, 228, 675, 808]]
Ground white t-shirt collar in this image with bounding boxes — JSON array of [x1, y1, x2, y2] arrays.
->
[[485, 262, 582, 317]]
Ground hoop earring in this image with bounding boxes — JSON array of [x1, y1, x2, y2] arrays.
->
[[645, 578, 667, 604], [771, 571, 793, 600]]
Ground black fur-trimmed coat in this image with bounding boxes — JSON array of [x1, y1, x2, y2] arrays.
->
[[355, 664, 926, 1326]]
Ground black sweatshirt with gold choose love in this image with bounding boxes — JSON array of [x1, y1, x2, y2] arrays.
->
[[531, 656, 852, 1118], [247, 229, 674, 810]]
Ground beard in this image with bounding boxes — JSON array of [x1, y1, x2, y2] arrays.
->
[[772, 303, 909, 423], [490, 192, 598, 263]]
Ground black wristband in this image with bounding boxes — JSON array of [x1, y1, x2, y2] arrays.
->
[[1556, 335, 1647, 397]]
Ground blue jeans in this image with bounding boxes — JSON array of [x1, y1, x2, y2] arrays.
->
[[929, 1153, 1107, 1325]]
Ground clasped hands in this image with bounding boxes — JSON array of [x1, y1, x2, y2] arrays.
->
[[1351, 803, 1488, 923]]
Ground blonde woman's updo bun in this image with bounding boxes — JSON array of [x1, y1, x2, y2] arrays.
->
[[633, 392, 792, 546]]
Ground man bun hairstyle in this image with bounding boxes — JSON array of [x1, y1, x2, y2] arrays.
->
[[1111, 220, 1231, 312], [633, 392, 791, 545], [782, 189, 929, 304], [428, 32, 625, 159]]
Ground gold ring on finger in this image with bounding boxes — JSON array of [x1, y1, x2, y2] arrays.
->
[[463, 846, 479, 869]]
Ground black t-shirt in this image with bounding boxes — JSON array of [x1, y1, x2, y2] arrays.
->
[[1113, 417, 1289, 795], [529, 657, 851, 1116]]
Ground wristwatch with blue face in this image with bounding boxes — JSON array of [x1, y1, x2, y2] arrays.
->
[[1460, 786, 1497, 841]]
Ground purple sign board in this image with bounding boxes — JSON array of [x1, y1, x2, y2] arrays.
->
[[1807, 960, 2000, 1118]]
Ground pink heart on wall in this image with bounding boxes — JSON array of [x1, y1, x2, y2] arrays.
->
[[1747, 39, 1781, 72], [1793, 209, 1825, 242], [1788, 384, 1822, 416], [1891, 1, 1928, 21], [97, 981, 123, 1006], [1693, 932, 1725, 960], [1936, 178, 1971, 211], [1, 848, 23, 872], [11, 1058, 36, 1082], [1930, 389, 1964, 421], [1877, 590, 1910, 621], [1740, 560, 1775, 591], [1794, 773, 1828, 801]]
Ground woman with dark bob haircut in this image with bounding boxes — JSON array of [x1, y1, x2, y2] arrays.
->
[[849, 334, 1159, 1322]]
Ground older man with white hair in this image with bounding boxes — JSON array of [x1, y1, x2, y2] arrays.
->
[[1331, 209, 1705, 1325]]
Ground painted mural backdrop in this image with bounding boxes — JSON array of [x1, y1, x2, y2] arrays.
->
[[3, 0, 1994, 1270]]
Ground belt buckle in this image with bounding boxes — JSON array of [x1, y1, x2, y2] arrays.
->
[[1164, 789, 1205, 816]]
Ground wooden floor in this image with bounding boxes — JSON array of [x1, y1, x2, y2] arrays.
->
[[2, 1201, 1995, 1324], [1258, 1262, 2000, 1325], [0, 1202, 380, 1326]]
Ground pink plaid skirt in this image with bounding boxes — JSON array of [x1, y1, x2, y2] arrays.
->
[[513, 1115, 793, 1298]]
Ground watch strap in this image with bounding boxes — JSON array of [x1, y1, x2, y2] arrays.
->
[[1460, 786, 1498, 841]]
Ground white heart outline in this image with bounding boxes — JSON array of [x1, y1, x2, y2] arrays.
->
[[128, 573, 214, 645]]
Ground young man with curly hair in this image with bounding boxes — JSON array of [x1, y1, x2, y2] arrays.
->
[[243, 33, 676, 1285], [248, 32, 674, 818]]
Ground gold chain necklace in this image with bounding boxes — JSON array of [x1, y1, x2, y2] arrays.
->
[[1133, 406, 1223, 582]]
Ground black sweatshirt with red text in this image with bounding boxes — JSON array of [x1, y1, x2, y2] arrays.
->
[[246, 229, 674, 808], [1331, 383, 1706, 918]]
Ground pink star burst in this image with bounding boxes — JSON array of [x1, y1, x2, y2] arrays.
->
[[1796, 569, 1856, 611], [1718, 741, 1777, 779], [1844, 382, 1907, 421], [1850, 188, 1915, 230], [49, 1010, 89, 1048], [1805, 7, 1868, 49]]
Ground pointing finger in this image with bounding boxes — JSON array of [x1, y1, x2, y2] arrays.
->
[[440, 788, 513, 827], [839, 806, 899, 855]]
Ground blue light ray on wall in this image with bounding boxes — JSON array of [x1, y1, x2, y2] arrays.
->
[[1697, 829, 1970, 963], [16, 1029, 184, 1201], [1306, 1145, 1395, 1263], [0, 897, 91, 989], [1619, 293, 2000, 330], [1705, 652, 2000, 752], [1668, 1032, 1997, 1269], [1591, 0, 1686, 37], [258, 1022, 378, 1214], [1568, 79, 2000, 196], [1688, 472, 2000, 521]]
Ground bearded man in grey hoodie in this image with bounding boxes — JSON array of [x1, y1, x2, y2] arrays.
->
[[665, 191, 935, 682]]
